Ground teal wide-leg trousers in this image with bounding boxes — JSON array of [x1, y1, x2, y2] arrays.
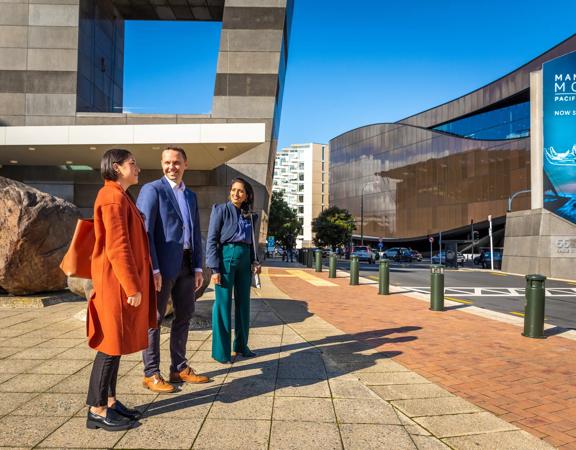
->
[[212, 243, 252, 363]]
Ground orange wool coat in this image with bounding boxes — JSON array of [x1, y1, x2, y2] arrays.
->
[[87, 180, 157, 356]]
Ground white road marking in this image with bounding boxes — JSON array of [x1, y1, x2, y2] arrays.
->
[[400, 287, 576, 297]]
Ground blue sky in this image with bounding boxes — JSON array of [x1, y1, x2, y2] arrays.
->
[[124, 1, 575, 149]]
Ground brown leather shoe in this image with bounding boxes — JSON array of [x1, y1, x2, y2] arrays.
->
[[169, 366, 210, 384], [142, 373, 176, 393]]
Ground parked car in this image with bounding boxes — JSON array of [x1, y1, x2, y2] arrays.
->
[[431, 251, 464, 266], [408, 248, 423, 262], [383, 247, 413, 262], [474, 248, 503, 269], [350, 246, 376, 264]]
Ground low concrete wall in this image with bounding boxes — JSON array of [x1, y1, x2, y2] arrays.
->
[[502, 208, 576, 280]]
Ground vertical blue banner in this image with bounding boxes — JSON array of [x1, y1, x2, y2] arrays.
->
[[543, 51, 576, 223]]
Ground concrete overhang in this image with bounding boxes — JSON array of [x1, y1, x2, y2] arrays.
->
[[0, 123, 265, 170]]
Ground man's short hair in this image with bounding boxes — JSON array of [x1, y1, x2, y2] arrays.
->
[[163, 146, 187, 161]]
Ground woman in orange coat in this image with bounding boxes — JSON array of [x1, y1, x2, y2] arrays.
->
[[86, 148, 157, 431]]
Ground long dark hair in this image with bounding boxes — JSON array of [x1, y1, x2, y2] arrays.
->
[[100, 148, 132, 181], [229, 177, 254, 216]]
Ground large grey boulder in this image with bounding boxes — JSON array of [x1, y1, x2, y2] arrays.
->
[[0, 177, 81, 295], [67, 277, 93, 299]]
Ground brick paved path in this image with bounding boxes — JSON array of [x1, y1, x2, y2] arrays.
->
[[267, 266, 576, 449]]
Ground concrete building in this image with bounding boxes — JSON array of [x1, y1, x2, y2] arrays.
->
[[272, 143, 329, 247], [0, 0, 294, 245]]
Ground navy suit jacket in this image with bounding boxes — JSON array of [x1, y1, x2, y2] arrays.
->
[[136, 177, 202, 280], [206, 201, 258, 272]]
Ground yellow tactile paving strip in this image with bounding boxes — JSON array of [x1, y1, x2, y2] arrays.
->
[[284, 269, 338, 287]]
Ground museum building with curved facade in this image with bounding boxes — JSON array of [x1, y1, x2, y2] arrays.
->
[[329, 35, 576, 245]]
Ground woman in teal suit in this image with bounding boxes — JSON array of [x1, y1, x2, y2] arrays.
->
[[206, 178, 261, 363]]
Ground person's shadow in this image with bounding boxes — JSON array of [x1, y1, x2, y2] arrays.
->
[[138, 298, 420, 417]]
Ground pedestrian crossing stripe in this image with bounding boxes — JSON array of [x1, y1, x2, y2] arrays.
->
[[402, 287, 576, 297], [285, 269, 338, 287]]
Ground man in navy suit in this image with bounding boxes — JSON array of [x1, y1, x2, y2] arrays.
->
[[137, 146, 210, 392]]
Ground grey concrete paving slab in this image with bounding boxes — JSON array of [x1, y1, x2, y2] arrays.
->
[[275, 378, 331, 397], [36, 417, 124, 448], [226, 363, 278, 379], [35, 337, 86, 348], [273, 397, 336, 423], [0, 358, 43, 373], [0, 392, 36, 416], [333, 398, 401, 425], [277, 362, 327, 379], [13, 392, 86, 417], [442, 430, 554, 449], [8, 345, 67, 360], [270, 421, 342, 450], [357, 372, 431, 385], [0, 373, 62, 392], [0, 335, 46, 348], [0, 372, 16, 385], [48, 372, 90, 394], [218, 376, 276, 398], [145, 394, 215, 419], [339, 423, 416, 450], [328, 378, 381, 399], [26, 358, 91, 375], [114, 417, 202, 449], [0, 415, 67, 447], [55, 346, 97, 360], [414, 412, 518, 438], [209, 396, 274, 420], [190, 350, 219, 363], [411, 435, 451, 450], [372, 383, 454, 401], [397, 410, 432, 436], [192, 418, 270, 450], [392, 397, 483, 417]]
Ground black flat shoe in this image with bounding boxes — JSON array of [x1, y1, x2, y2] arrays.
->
[[86, 408, 134, 431], [111, 400, 142, 421], [233, 349, 257, 358]]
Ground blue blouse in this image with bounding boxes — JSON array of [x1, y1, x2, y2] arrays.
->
[[229, 205, 252, 244]]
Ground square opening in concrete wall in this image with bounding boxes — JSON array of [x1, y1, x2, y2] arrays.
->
[[122, 21, 221, 115]]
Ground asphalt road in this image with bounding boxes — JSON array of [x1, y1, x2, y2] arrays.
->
[[332, 259, 576, 330]]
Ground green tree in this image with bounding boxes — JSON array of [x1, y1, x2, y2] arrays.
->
[[312, 206, 356, 249], [268, 191, 302, 246]]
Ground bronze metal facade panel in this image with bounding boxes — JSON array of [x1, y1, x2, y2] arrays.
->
[[330, 125, 530, 239]]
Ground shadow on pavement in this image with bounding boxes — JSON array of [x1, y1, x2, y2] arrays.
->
[[139, 298, 420, 418]]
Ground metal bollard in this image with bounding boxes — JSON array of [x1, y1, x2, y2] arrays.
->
[[306, 249, 313, 268], [314, 250, 322, 272], [350, 255, 359, 285], [523, 274, 546, 338], [379, 258, 389, 295], [328, 254, 337, 278], [430, 265, 444, 311]]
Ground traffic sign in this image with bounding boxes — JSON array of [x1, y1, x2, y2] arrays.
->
[[428, 236, 434, 243]]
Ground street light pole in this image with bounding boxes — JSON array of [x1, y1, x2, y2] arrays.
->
[[360, 191, 364, 245]]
